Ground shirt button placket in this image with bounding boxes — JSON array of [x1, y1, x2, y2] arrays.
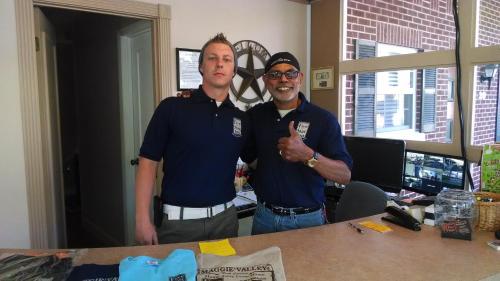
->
[[211, 100, 218, 128]]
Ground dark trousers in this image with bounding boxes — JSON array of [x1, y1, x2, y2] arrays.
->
[[157, 206, 238, 244]]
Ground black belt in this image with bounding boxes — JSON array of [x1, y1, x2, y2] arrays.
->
[[261, 202, 322, 216]]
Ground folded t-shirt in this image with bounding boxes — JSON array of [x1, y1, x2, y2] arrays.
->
[[67, 263, 119, 281], [119, 249, 196, 281]]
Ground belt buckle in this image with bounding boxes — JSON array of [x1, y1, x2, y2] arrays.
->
[[275, 206, 289, 216]]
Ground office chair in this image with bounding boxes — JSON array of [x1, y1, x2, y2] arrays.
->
[[334, 181, 387, 223]]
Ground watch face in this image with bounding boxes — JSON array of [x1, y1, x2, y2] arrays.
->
[[307, 158, 318, 168]]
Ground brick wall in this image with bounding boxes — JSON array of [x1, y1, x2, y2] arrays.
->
[[478, 0, 500, 47]]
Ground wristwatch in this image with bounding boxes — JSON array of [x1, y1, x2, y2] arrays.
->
[[305, 151, 319, 168]]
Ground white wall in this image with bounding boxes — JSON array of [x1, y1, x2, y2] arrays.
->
[[0, 0, 31, 248], [0, 0, 307, 248], [165, 0, 307, 98]]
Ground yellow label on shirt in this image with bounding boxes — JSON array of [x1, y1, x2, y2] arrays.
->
[[199, 238, 236, 256], [359, 220, 393, 233]]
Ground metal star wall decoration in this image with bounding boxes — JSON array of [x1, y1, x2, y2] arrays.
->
[[234, 48, 265, 101], [231, 40, 271, 105]]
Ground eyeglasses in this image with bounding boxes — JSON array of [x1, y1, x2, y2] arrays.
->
[[265, 70, 300, 80]]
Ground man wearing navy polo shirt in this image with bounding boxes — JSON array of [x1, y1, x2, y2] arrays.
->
[[242, 52, 352, 234], [135, 33, 248, 244]]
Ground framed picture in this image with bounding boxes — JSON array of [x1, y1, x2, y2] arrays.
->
[[176, 48, 202, 90], [311, 67, 334, 90]]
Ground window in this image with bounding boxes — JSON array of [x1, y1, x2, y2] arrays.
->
[[497, 98, 500, 142], [448, 80, 455, 101], [377, 44, 417, 133], [446, 119, 453, 143], [346, 66, 455, 143], [343, 0, 457, 143], [472, 64, 499, 146], [338, 0, 500, 190]]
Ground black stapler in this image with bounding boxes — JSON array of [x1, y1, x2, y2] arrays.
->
[[382, 206, 421, 231]]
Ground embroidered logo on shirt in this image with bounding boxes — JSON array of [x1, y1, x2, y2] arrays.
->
[[169, 274, 187, 281], [296, 121, 310, 140], [145, 259, 159, 266], [233, 118, 242, 137]]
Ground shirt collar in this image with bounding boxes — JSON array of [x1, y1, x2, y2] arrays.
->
[[295, 92, 309, 112], [191, 85, 236, 108]]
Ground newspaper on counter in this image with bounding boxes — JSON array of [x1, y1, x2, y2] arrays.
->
[[197, 246, 286, 281]]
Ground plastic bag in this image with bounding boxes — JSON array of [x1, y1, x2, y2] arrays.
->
[[0, 250, 81, 281]]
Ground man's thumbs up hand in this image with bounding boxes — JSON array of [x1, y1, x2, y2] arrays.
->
[[278, 121, 314, 163], [288, 121, 300, 137]]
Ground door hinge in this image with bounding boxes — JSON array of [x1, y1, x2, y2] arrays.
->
[[130, 158, 139, 166], [35, 37, 40, 52]]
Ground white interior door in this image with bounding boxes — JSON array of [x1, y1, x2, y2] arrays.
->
[[34, 7, 66, 248], [119, 20, 155, 245]]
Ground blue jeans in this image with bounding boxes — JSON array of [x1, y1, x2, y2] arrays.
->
[[251, 202, 326, 235]]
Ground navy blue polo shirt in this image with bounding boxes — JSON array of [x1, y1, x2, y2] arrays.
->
[[140, 86, 248, 207], [242, 92, 352, 208]]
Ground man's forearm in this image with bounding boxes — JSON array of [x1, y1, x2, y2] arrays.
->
[[313, 154, 351, 185], [135, 157, 159, 222]]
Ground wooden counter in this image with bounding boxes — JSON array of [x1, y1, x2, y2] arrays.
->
[[2, 215, 500, 281]]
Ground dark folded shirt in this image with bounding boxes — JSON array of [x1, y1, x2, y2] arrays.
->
[[67, 263, 119, 281]]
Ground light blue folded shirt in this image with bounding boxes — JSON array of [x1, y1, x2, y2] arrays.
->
[[119, 249, 196, 281]]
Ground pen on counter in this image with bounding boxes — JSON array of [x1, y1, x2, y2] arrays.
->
[[348, 222, 365, 234]]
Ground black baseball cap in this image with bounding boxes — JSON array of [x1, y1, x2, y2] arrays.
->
[[264, 52, 301, 73]]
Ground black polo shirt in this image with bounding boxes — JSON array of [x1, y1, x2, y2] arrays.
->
[[242, 93, 352, 208], [140, 86, 249, 207]]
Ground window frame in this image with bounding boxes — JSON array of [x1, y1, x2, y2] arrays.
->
[[337, 0, 500, 163]]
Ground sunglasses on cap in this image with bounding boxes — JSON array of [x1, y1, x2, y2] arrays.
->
[[265, 70, 300, 80]]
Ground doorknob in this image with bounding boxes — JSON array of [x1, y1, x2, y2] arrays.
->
[[130, 158, 139, 166]]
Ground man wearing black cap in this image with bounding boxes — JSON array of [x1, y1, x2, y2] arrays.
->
[[242, 52, 352, 234], [135, 33, 249, 244]]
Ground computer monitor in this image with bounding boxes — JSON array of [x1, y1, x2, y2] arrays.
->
[[344, 136, 406, 193], [403, 150, 465, 196]]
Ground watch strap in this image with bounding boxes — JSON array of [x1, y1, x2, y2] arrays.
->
[[305, 151, 319, 167]]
